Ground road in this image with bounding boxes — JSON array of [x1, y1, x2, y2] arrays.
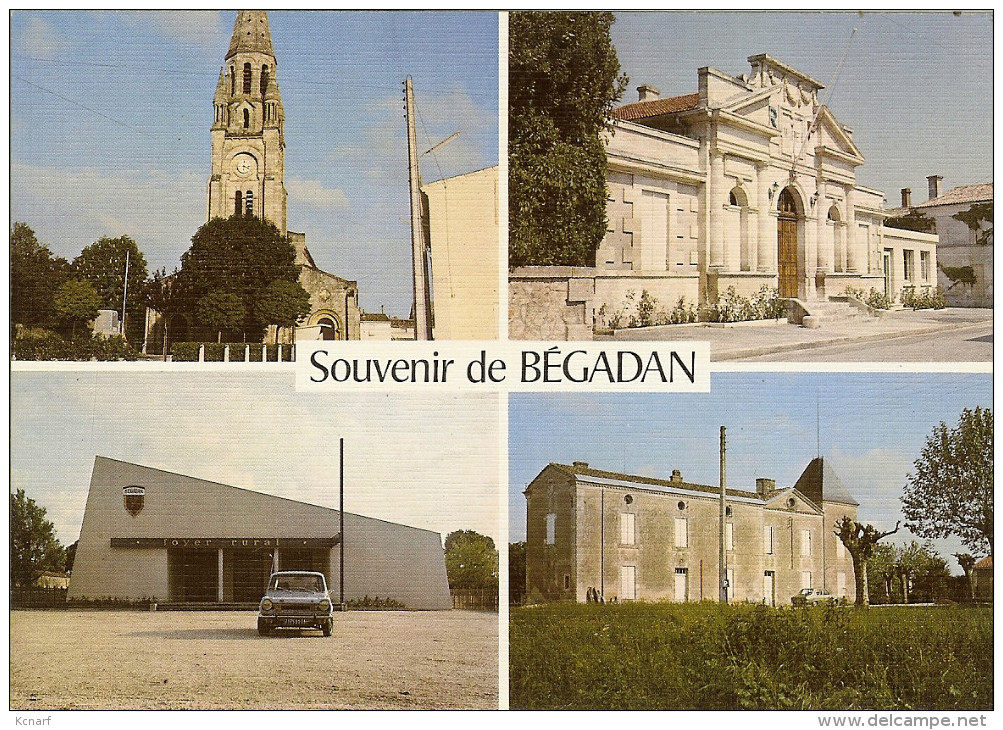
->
[[11, 609, 499, 710], [732, 322, 993, 362]]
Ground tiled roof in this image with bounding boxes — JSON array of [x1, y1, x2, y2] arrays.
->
[[361, 312, 391, 322], [974, 555, 993, 570], [613, 92, 700, 122], [550, 462, 761, 501], [915, 183, 993, 208], [793, 457, 859, 506]]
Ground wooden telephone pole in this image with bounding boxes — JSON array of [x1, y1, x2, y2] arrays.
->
[[719, 426, 729, 604], [404, 77, 433, 340]]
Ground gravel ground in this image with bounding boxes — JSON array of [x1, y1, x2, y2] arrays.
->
[[11, 609, 499, 710]]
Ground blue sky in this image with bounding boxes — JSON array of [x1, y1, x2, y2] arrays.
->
[[11, 371, 502, 547], [10, 10, 498, 316], [509, 373, 992, 573], [611, 11, 993, 203]]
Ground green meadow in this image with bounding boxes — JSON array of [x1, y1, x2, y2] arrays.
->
[[509, 602, 992, 710]]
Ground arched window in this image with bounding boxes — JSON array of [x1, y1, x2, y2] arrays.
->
[[245, 189, 254, 217], [243, 108, 250, 129], [260, 65, 269, 96], [243, 63, 252, 94], [778, 188, 798, 216], [229, 66, 235, 96], [234, 190, 243, 217]]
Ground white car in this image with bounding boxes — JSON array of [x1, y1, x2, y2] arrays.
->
[[792, 587, 837, 606], [257, 571, 334, 636]]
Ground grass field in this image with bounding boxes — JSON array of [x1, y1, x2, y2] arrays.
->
[[509, 602, 992, 710]]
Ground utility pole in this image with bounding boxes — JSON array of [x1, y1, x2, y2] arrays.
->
[[719, 426, 728, 604], [120, 249, 130, 337], [339, 437, 345, 610], [404, 77, 433, 340]]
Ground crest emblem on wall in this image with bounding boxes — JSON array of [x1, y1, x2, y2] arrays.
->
[[123, 486, 145, 517]]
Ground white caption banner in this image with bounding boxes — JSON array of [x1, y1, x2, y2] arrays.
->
[[295, 341, 710, 392]]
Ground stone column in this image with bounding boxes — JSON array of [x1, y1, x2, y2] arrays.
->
[[816, 187, 830, 273], [805, 198, 818, 297], [709, 150, 726, 269], [756, 163, 774, 272], [217, 549, 225, 603], [845, 186, 858, 272]]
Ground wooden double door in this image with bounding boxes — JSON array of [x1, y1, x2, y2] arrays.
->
[[777, 189, 799, 298]]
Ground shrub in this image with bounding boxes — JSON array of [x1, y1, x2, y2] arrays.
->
[[169, 342, 290, 362], [844, 286, 892, 310], [596, 291, 698, 331], [708, 286, 784, 323], [901, 286, 946, 311], [347, 595, 406, 610], [12, 328, 137, 361]]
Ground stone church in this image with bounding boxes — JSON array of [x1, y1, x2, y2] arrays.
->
[[149, 10, 360, 349]]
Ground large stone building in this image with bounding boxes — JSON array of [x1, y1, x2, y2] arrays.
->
[[888, 178, 993, 308], [524, 457, 858, 605], [510, 54, 939, 339], [68, 457, 451, 609]]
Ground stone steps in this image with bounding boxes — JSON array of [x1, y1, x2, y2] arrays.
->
[[793, 297, 876, 328]]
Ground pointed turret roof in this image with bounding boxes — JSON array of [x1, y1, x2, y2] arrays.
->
[[213, 66, 227, 102], [793, 457, 859, 507], [226, 10, 275, 60]]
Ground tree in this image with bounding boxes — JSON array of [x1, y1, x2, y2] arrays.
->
[[177, 217, 300, 339], [52, 279, 101, 338], [867, 542, 898, 603], [894, 541, 948, 604], [509, 541, 527, 606], [884, 209, 935, 233], [72, 235, 149, 314], [509, 11, 628, 267], [144, 267, 186, 358], [902, 407, 993, 558], [196, 292, 246, 343], [253, 279, 312, 344], [65, 540, 78, 574], [444, 530, 499, 590], [10, 222, 71, 327], [10, 489, 65, 588], [955, 553, 977, 600], [834, 517, 899, 607]]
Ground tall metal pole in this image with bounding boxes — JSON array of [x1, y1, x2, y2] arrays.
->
[[120, 249, 130, 337], [404, 77, 433, 340], [600, 488, 605, 602], [719, 426, 728, 604], [339, 437, 345, 608]]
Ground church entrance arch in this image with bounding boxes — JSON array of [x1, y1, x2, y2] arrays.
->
[[308, 311, 343, 341], [777, 187, 802, 298]]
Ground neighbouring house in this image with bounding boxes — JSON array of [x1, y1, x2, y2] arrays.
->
[[68, 456, 451, 609], [524, 456, 858, 605], [423, 166, 500, 340], [887, 178, 992, 308], [510, 54, 938, 339]]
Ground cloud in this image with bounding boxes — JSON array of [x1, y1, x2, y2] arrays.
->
[[124, 11, 228, 51], [286, 178, 350, 208], [17, 15, 72, 57], [11, 161, 204, 270]]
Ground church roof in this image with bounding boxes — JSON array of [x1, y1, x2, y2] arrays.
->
[[915, 183, 993, 209], [793, 457, 859, 507], [974, 555, 993, 570], [613, 92, 701, 122], [226, 10, 275, 60]]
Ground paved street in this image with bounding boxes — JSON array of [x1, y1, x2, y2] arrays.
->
[[733, 321, 992, 362], [602, 308, 993, 363]]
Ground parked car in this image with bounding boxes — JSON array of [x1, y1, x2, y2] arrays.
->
[[791, 587, 838, 607], [257, 570, 334, 636]]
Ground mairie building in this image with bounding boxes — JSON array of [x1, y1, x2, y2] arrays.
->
[[68, 456, 451, 609], [510, 54, 939, 339], [524, 457, 858, 605]]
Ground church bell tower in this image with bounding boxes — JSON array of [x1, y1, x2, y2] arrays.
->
[[207, 10, 288, 235]]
